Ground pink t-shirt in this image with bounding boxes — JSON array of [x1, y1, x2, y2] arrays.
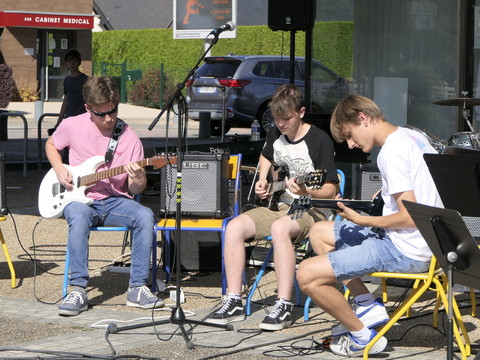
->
[[53, 112, 144, 200]]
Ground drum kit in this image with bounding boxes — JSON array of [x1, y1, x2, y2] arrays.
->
[[410, 96, 480, 153]]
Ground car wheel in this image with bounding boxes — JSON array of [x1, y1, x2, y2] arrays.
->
[[211, 121, 231, 137], [259, 104, 274, 137]]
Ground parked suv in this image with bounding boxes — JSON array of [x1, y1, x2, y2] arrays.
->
[[185, 54, 351, 136]]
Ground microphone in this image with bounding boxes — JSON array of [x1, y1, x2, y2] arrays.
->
[[209, 21, 236, 36]]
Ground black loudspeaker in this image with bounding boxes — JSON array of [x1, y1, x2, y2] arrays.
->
[[354, 163, 382, 200], [164, 231, 222, 272], [160, 153, 229, 218], [268, 0, 315, 31], [0, 153, 7, 216]]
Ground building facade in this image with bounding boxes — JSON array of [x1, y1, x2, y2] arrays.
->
[[0, 0, 95, 101]]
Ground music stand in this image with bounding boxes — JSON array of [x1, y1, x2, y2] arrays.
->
[[403, 201, 480, 360], [424, 153, 480, 217]]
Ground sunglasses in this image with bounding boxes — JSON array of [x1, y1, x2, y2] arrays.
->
[[90, 105, 118, 118]]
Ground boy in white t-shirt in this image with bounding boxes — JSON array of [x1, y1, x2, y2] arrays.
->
[[296, 95, 443, 357]]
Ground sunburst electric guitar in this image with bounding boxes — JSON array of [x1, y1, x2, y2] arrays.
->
[[38, 155, 177, 219]]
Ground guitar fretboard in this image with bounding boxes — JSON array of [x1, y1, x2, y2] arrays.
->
[[78, 158, 151, 186], [267, 174, 309, 195]]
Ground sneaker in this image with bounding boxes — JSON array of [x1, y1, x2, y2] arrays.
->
[[259, 298, 293, 331], [58, 290, 88, 316], [331, 298, 389, 338], [126, 286, 165, 309], [330, 330, 387, 357], [205, 296, 245, 325]]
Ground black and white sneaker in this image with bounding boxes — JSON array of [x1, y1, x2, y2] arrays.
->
[[259, 298, 293, 331], [206, 296, 245, 325]]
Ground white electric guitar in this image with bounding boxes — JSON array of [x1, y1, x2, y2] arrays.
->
[[38, 155, 176, 219]]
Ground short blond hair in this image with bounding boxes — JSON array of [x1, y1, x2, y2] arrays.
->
[[330, 95, 385, 142]]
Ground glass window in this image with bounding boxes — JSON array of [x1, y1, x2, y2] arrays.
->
[[252, 61, 274, 77], [314, 0, 460, 160]]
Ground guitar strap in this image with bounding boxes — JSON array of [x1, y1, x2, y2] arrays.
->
[[104, 118, 125, 163]]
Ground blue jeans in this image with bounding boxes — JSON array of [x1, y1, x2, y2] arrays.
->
[[63, 197, 154, 288], [328, 220, 431, 282]]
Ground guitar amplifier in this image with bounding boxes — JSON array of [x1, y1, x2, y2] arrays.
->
[[353, 163, 382, 200], [159, 153, 229, 218]]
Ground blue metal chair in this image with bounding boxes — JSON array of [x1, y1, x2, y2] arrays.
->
[[62, 195, 157, 297], [244, 169, 346, 318]]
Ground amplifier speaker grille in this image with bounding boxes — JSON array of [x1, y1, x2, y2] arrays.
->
[[159, 153, 229, 218], [355, 163, 382, 200]]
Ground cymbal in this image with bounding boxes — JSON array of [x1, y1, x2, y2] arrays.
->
[[433, 97, 480, 107]]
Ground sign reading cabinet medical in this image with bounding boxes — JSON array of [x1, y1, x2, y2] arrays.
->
[[0, 11, 96, 29]]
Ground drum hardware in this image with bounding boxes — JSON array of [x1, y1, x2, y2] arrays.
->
[[433, 92, 479, 132], [447, 132, 480, 151]]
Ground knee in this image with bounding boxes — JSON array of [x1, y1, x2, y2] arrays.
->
[[297, 261, 313, 292], [309, 222, 325, 242], [225, 216, 250, 242], [135, 206, 154, 227], [64, 202, 93, 227]]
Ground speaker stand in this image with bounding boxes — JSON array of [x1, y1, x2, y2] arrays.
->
[[106, 31, 233, 349]]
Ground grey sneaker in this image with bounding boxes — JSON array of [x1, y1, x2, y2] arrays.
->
[[206, 296, 245, 325], [331, 298, 389, 338], [58, 290, 88, 316], [330, 329, 387, 357], [259, 298, 293, 331], [126, 286, 165, 309]]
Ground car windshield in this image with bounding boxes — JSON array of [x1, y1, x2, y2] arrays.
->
[[195, 61, 240, 78]]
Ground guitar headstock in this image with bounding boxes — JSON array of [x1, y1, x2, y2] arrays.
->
[[151, 155, 177, 169], [304, 169, 327, 189], [287, 195, 312, 219]]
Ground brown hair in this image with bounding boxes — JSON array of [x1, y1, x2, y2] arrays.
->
[[268, 84, 304, 120], [330, 95, 385, 142], [82, 76, 120, 107]]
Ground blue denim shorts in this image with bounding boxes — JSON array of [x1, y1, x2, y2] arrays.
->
[[328, 220, 431, 282]]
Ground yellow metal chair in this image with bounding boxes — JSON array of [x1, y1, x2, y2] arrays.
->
[[362, 257, 470, 360], [0, 216, 16, 288], [156, 154, 243, 296]]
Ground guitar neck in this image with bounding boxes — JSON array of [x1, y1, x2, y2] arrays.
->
[[79, 158, 151, 186], [268, 174, 308, 195]]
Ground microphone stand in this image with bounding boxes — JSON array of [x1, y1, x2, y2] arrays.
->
[[106, 32, 233, 349]]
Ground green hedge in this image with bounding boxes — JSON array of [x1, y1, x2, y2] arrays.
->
[[92, 22, 353, 78]]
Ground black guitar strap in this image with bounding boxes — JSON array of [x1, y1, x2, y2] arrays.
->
[[104, 118, 125, 163]]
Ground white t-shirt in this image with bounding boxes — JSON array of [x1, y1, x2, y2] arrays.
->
[[377, 127, 443, 262]]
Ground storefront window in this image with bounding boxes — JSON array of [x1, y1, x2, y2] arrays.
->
[[314, 0, 459, 160]]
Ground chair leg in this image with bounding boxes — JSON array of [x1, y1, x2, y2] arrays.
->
[[0, 228, 16, 288], [163, 231, 173, 283], [470, 287, 476, 317], [62, 245, 70, 298], [246, 247, 274, 316], [381, 278, 388, 303], [304, 296, 312, 321], [151, 229, 157, 292], [363, 281, 430, 359]]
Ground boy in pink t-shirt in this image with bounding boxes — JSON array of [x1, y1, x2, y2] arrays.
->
[[45, 76, 164, 316]]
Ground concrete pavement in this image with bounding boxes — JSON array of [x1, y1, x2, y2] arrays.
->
[[0, 102, 478, 359]]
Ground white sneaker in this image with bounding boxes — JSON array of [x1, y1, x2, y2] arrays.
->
[[330, 329, 388, 357], [331, 298, 389, 338]]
